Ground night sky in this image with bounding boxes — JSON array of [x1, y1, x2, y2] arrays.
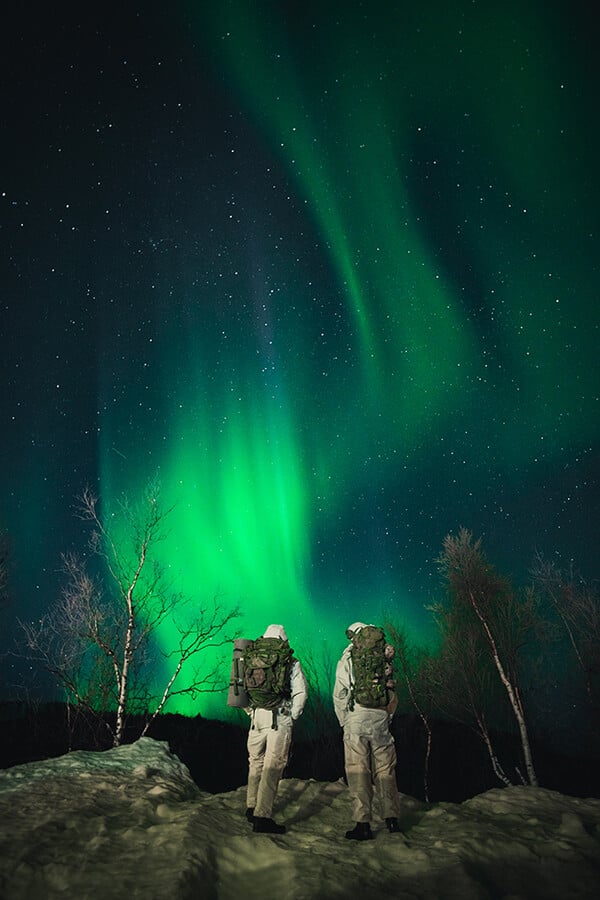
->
[[2, 0, 598, 715]]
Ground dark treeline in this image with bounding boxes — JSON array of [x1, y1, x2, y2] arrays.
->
[[1, 701, 598, 803]]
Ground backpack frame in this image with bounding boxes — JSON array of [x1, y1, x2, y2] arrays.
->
[[349, 625, 395, 710], [243, 636, 295, 711]]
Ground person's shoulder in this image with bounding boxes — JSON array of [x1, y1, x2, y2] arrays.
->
[[335, 648, 352, 671]]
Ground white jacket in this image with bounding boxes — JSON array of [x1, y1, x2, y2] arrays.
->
[[333, 644, 394, 737]]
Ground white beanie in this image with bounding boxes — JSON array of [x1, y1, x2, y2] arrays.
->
[[263, 624, 288, 641]]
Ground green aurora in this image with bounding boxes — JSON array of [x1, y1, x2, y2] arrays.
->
[[2, 0, 598, 718]]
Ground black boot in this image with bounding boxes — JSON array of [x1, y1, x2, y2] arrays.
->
[[385, 817, 401, 833], [245, 807, 255, 823], [345, 822, 373, 841], [253, 816, 286, 834]]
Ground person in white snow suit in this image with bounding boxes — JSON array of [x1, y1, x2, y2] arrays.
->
[[245, 624, 308, 834], [333, 621, 402, 841]]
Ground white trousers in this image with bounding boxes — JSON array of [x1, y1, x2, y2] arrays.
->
[[343, 730, 401, 823], [247, 711, 293, 818]]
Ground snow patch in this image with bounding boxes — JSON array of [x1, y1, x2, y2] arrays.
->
[[1, 738, 599, 899]]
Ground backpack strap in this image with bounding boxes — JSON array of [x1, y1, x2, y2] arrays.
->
[[249, 706, 280, 730]]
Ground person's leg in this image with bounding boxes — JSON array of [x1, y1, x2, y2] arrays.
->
[[247, 724, 268, 813], [371, 734, 402, 828], [344, 732, 374, 824], [254, 717, 293, 820]]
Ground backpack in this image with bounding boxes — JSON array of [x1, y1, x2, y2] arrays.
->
[[349, 625, 395, 710], [243, 636, 295, 710]]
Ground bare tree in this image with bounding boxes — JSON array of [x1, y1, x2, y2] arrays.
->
[[20, 481, 239, 746], [437, 528, 539, 786], [426, 602, 514, 786], [531, 554, 600, 717], [296, 642, 338, 740], [292, 641, 345, 781], [384, 622, 434, 800]]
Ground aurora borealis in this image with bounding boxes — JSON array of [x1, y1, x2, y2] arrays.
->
[[1, 0, 598, 716]]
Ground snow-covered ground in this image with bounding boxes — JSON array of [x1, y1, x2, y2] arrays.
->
[[0, 738, 599, 900]]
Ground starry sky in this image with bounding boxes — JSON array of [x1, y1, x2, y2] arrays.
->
[[1, 0, 598, 715]]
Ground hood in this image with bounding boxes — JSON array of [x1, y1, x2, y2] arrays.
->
[[263, 624, 288, 641], [346, 622, 367, 638]]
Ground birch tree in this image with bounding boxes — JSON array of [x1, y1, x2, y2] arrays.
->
[[437, 528, 539, 786], [20, 481, 239, 746], [425, 603, 514, 786]]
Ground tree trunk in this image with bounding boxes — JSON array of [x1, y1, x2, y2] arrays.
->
[[114, 606, 136, 746], [469, 589, 538, 786], [476, 714, 511, 786]]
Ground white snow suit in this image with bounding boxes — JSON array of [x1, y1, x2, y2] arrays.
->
[[246, 625, 308, 819], [333, 640, 401, 824]]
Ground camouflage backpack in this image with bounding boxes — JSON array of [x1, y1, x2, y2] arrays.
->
[[349, 625, 395, 710], [243, 636, 295, 710]]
